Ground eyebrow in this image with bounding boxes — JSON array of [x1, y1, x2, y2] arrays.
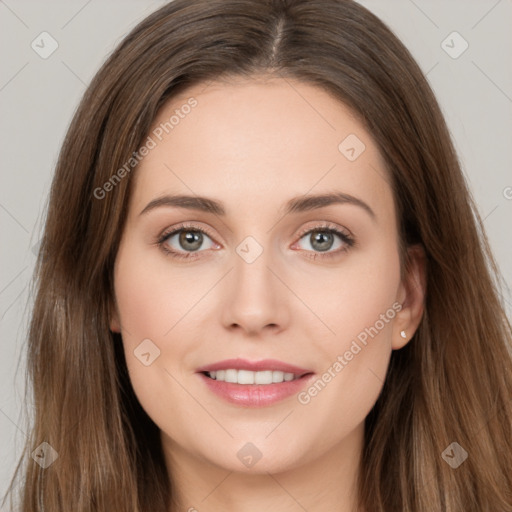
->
[[139, 192, 376, 221]]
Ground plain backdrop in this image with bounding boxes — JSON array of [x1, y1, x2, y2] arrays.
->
[[1, 0, 511, 503]]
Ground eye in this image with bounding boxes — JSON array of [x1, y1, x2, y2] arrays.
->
[[156, 222, 355, 261], [292, 223, 355, 259], [157, 223, 219, 260]]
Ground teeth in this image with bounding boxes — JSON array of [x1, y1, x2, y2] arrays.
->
[[238, 370, 254, 384], [272, 371, 284, 383], [225, 369, 238, 383], [207, 369, 300, 384]]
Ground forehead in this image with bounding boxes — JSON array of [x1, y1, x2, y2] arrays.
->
[[130, 76, 393, 223]]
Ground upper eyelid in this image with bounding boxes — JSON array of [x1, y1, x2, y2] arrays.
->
[[159, 222, 215, 239], [296, 221, 352, 238]]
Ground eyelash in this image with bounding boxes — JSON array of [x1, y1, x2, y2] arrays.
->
[[156, 221, 356, 261]]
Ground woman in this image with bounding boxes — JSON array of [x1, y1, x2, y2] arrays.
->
[[4, 0, 512, 510]]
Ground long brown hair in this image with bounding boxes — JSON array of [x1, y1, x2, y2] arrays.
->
[[4, 0, 512, 510]]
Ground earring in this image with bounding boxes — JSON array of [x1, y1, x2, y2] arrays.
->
[[400, 330, 407, 339]]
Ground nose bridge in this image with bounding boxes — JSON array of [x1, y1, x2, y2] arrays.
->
[[221, 233, 288, 333], [234, 239, 274, 296]]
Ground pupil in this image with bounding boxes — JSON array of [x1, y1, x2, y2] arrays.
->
[[179, 230, 203, 251], [311, 231, 333, 252]]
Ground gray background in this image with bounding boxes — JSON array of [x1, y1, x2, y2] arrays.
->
[[1, 0, 511, 503]]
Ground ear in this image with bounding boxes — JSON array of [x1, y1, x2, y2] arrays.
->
[[392, 244, 427, 350]]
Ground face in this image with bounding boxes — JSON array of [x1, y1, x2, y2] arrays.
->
[[111, 76, 422, 475]]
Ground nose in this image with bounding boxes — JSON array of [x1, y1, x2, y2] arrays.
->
[[220, 244, 290, 336]]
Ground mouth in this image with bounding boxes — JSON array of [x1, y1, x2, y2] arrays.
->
[[195, 359, 315, 407]]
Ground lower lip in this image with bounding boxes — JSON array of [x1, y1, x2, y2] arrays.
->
[[198, 372, 315, 407]]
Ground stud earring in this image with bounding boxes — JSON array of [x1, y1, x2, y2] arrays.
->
[[400, 330, 407, 339]]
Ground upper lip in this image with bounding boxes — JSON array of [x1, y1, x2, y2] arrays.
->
[[196, 358, 313, 376]]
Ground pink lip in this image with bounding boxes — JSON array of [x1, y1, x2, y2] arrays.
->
[[198, 373, 315, 407], [195, 358, 312, 375], [196, 358, 315, 407]]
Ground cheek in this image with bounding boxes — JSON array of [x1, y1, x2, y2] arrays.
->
[[112, 244, 194, 432], [306, 240, 401, 346], [294, 243, 401, 430], [113, 243, 197, 341]]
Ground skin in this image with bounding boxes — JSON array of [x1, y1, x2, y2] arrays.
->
[[110, 75, 426, 512]]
